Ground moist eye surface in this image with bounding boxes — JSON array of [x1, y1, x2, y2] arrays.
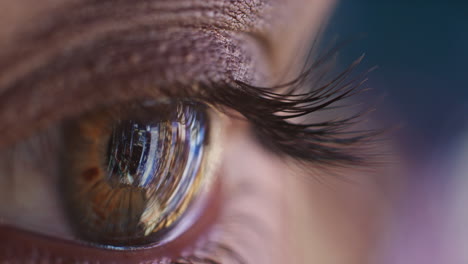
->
[[62, 100, 211, 247]]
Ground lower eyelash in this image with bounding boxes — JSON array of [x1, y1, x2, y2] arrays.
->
[[172, 236, 246, 264], [175, 218, 260, 263]]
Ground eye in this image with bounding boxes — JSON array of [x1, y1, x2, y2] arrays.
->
[[63, 100, 216, 247], [0, 98, 233, 258]]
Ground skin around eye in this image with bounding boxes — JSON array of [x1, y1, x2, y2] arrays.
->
[[0, 1, 392, 264]]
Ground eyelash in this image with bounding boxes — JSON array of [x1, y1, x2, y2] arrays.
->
[[200, 50, 377, 166]]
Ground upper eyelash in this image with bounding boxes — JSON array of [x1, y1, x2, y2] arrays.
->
[[115, 44, 379, 166], [199, 47, 380, 166]]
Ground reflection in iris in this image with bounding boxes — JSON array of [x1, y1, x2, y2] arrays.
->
[[64, 101, 210, 247]]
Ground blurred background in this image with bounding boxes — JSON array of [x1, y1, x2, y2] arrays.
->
[[324, 2, 468, 263]]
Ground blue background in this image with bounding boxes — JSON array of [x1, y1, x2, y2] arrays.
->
[[324, 2, 468, 160]]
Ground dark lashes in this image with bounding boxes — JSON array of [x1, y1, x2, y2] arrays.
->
[[201, 49, 379, 166]]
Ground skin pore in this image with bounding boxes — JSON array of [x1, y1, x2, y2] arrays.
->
[[0, 0, 390, 263]]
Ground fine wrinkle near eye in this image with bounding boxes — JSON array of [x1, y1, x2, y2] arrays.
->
[[61, 100, 220, 247]]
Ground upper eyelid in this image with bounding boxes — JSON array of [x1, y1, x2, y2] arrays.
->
[[0, 28, 267, 149], [0, 0, 275, 148]]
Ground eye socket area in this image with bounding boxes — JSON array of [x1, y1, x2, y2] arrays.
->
[[0, 100, 225, 259]]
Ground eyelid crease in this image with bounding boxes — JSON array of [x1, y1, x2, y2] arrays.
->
[[0, 26, 265, 149]]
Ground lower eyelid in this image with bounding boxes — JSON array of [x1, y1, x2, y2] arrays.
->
[[0, 179, 223, 262]]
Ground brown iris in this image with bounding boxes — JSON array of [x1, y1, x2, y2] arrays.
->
[[62, 101, 211, 247]]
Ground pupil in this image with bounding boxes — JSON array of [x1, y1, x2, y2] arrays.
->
[[106, 120, 153, 187]]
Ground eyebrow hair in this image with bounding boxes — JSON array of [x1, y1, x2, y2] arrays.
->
[[0, 0, 273, 148]]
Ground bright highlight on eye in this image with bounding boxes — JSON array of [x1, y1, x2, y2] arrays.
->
[[62, 101, 216, 247]]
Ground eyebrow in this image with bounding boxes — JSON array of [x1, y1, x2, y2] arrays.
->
[[0, 0, 273, 148]]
